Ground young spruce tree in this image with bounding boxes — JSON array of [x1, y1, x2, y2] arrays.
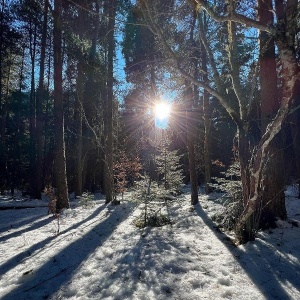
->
[[155, 134, 184, 196]]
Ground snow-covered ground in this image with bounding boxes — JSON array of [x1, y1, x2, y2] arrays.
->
[[0, 186, 299, 300]]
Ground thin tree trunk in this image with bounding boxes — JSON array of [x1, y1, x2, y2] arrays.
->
[[0, 58, 11, 192], [35, 0, 49, 199], [104, 0, 117, 204], [186, 10, 199, 204], [29, 20, 37, 197], [186, 83, 199, 205], [201, 13, 211, 194], [74, 2, 87, 197], [0, 1, 5, 192], [74, 61, 83, 196], [53, 0, 69, 211]]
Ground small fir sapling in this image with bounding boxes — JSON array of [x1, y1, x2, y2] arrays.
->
[[212, 160, 242, 201], [155, 136, 184, 196], [133, 134, 183, 227], [78, 193, 95, 208], [133, 177, 171, 228]]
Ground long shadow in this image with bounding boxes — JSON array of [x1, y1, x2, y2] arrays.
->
[[0, 203, 106, 276], [0, 209, 47, 233], [0, 216, 52, 243], [91, 227, 193, 299], [194, 202, 300, 300], [0, 202, 134, 300]]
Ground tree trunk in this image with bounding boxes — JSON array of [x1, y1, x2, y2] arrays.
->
[[257, 0, 286, 228], [289, 108, 300, 198], [235, 42, 300, 242], [29, 20, 37, 198], [74, 2, 87, 197], [0, 60, 9, 193], [74, 61, 83, 197], [34, 0, 49, 199], [53, 0, 69, 211], [186, 83, 199, 205], [138, 0, 299, 243], [104, 0, 117, 204], [0, 0, 3, 189], [201, 15, 212, 194]]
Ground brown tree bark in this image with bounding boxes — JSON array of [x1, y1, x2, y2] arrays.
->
[[104, 0, 117, 204], [290, 110, 300, 199], [186, 83, 199, 205], [74, 1, 88, 197], [257, 0, 286, 229], [200, 13, 212, 194], [0, 0, 4, 193], [29, 17, 37, 198], [53, 0, 69, 211], [34, 0, 49, 199]]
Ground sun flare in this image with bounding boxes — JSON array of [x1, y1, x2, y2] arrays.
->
[[155, 102, 171, 120]]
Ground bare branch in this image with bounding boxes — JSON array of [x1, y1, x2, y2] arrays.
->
[[139, 0, 242, 127], [194, 0, 276, 35]]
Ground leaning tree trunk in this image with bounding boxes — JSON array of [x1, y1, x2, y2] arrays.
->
[[53, 0, 69, 211], [235, 42, 300, 243]]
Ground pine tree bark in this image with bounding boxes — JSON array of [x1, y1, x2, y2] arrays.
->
[[74, 2, 87, 197], [200, 14, 212, 194], [29, 19, 37, 198], [0, 1, 6, 192], [290, 111, 300, 198], [34, 0, 49, 199], [104, 0, 117, 204], [53, 0, 69, 211], [257, 0, 286, 229], [186, 83, 199, 205]]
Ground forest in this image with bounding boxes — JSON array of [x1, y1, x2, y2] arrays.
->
[[1, 0, 300, 298], [1, 0, 300, 243]]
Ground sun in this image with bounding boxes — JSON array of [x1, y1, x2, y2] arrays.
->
[[155, 102, 171, 120]]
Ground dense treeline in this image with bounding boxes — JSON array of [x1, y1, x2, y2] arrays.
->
[[0, 0, 299, 243]]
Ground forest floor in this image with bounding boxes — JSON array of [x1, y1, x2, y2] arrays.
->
[[0, 186, 299, 300]]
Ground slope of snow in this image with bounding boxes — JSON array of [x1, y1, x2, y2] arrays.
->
[[0, 187, 299, 300]]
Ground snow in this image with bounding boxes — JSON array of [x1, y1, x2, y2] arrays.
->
[[0, 186, 299, 300]]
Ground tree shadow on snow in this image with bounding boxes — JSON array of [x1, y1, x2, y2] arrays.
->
[[84, 226, 197, 299], [0, 209, 48, 234], [193, 203, 300, 300], [0, 212, 52, 243], [1, 202, 135, 300], [69, 199, 300, 300]]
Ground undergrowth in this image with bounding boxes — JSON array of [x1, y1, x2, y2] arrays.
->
[[211, 161, 243, 230]]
